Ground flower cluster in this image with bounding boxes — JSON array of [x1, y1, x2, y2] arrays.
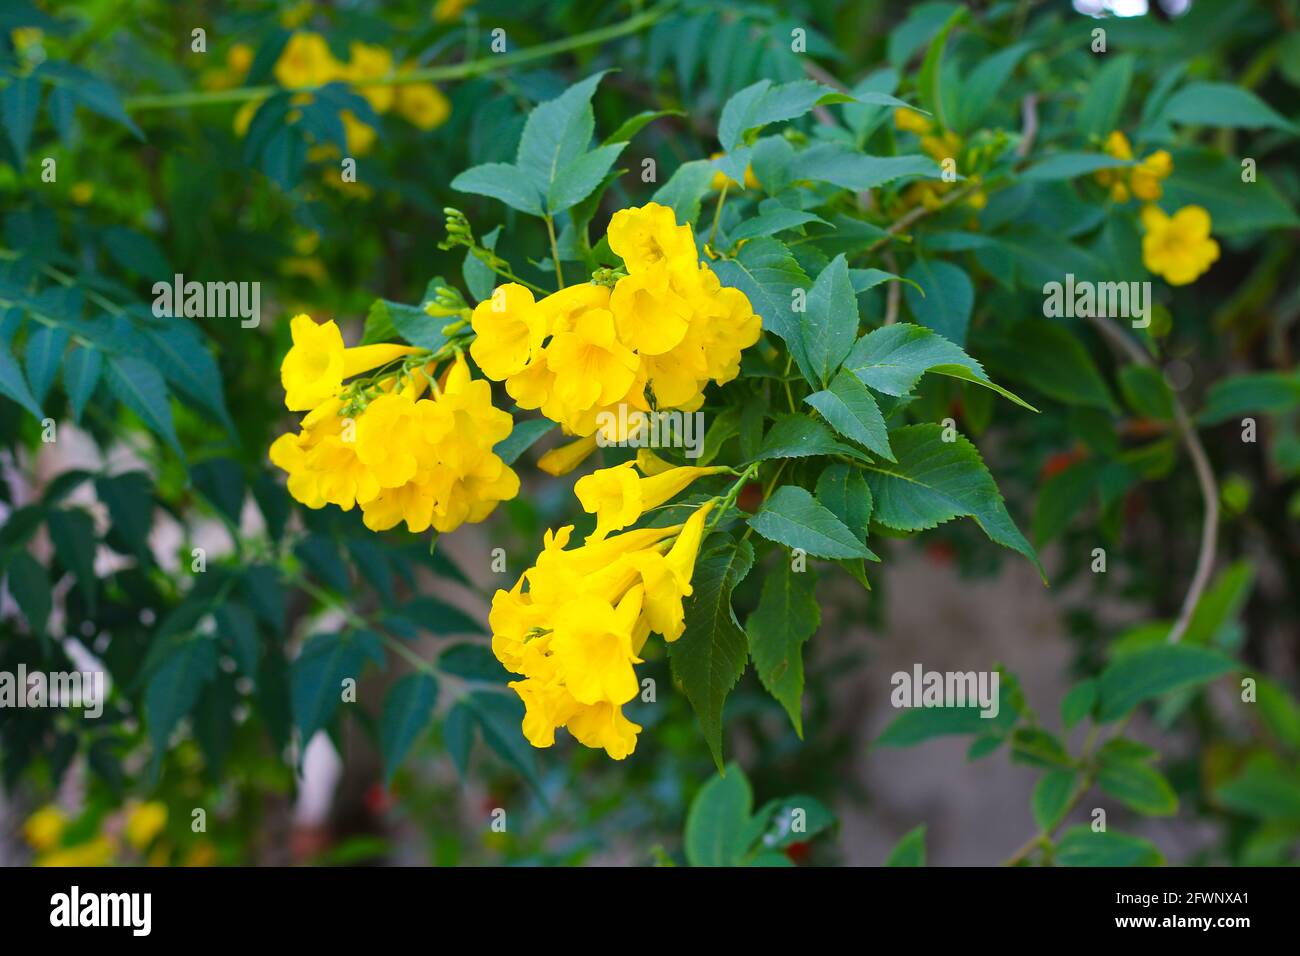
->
[[1096, 130, 1173, 203], [270, 314, 519, 535], [892, 108, 987, 212], [490, 462, 728, 759], [233, 32, 450, 156], [469, 203, 761, 446], [1140, 204, 1220, 286]]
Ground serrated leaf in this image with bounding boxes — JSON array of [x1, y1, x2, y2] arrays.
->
[[451, 162, 543, 216], [106, 355, 184, 460], [23, 323, 67, 404], [1097, 757, 1178, 816], [145, 636, 217, 775], [751, 413, 866, 463], [796, 143, 942, 191], [0, 336, 43, 418], [712, 237, 809, 362], [844, 323, 1035, 410], [668, 536, 755, 770], [863, 424, 1043, 577], [800, 254, 858, 387], [746, 561, 819, 735], [1054, 826, 1163, 866], [748, 485, 873, 559], [5, 550, 50, 637], [904, 259, 972, 346], [61, 345, 101, 423], [718, 79, 851, 151], [95, 471, 154, 564], [1160, 81, 1297, 134], [547, 143, 624, 215], [885, 824, 926, 866], [463, 690, 542, 793], [2, 75, 40, 162], [805, 371, 894, 461], [1060, 678, 1098, 730], [1078, 55, 1134, 140], [47, 507, 96, 616], [291, 631, 371, 745]]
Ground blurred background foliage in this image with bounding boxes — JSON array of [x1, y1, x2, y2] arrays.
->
[[0, 0, 1298, 866]]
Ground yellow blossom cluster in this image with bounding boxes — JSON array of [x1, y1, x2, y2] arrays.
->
[[24, 801, 175, 867], [1096, 131, 1173, 203], [233, 32, 450, 155], [893, 108, 987, 212], [1140, 204, 1220, 286], [270, 314, 519, 535], [491, 462, 727, 759], [469, 203, 761, 446]]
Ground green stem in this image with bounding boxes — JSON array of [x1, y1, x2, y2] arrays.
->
[[709, 182, 729, 249], [124, 9, 668, 112], [544, 215, 564, 290]]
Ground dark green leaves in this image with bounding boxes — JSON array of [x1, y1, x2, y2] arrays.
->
[[1096, 644, 1235, 721], [712, 237, 808, 352], [844, 323, 1035, 410], [106, 355, 184, 461], [746, 561, 819, 735], [380, 673, 439, 784], [1160, 81, 1298, 135], [684, 762, 755, 866], [1054, 826, 1163, 867], [804, 371, 894, 461], [1032, 770, 1077, 832], [747, 486, 874, 560], [799, 254, 858, 387], [291, 630, 381, 745], [863, 424, 1043, 577], [669, 536, 754, 770], [717, 79, 851, 152], [904, 259, 972, 346], [145, 636, 218, 774], [884, 824, 926, 866]]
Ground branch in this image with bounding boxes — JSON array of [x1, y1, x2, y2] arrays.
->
[[125, 9, 666, 112], [1087, 315, 1219, 644]]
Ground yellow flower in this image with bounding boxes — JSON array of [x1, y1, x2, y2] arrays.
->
[[545, 308, 640, 416], [70, 181, 94, 205], [607, 202, 698, 274], [341, 111, 376, 156], [1097, 131, 1172, 203], [575, 461, 728, 541], [566, 701, 641, 759], [434, 0, 477, 21], [1141, 204, 1219, 286], [396, 83, 451, 130], [233, 97, 265, 137], [628, 500, 713, 641], [125, 801, 168, 850], [37, 836, 115, 867], [538, 434, 599, 476], [354, 392, 428, 487], [469, 284, 544, 380], [279, 314, 417, 410], [549, 585, 645, 706], [609, 263, 696, 356], [708, 153, 761, 191], [274, 32, 340, 89], [346, 41, 395, 113], [894, 107, 933, 135], [23, 805, 66, 852]]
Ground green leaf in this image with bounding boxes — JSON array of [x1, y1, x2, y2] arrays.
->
[[1097, 757, 1178, 816], [450, 162, 543, 216], [5, 550, 50, 637], [904, 259, 973, 346], [1054, 826, 1163, 867], [291, 631, 372, 744], [751, 412, 865, 463], [2, 75, 41, 162], [22, 324, 66, 405], [547, 142, 625, 215], [145, 636, 217, 773], [875, 693, 1017, 748], [602, 109, 682, 145], [805, 371, 894, 461], [748, 485, 874, 559], [1021, 152, 1130, 181], [215, 602, 260, 684], [1119, 365, 1175, 422], [718, 79, 851, 151], [1161, 149, 1299, 235], [366, 298, 448, 352], [1011, 727, 1072, 769], [796, 144, 942, 191], [1032, 770, 1077, 832], [380, 672, 439, 783], [138, 322, 234, 433], [799, 255, 859, 386], [685, 762, 754, 866], [884, 824, 926, 866], [844, 323, 1035, 410], [517, 71, 607, 190], [815, 462, 873, 540], [493, 418, 555, 466], [61, 345, 101, 423], [746, 561, 819, 735], [192, 458, 244, 527], [1033, 459, 1102, 546], [106, 355, 184, 461], [443, 701, 474, 778], [668, 536, 755, 771], [1160, 81, 1298, 134], [295, 534, 350, 593], [38, 61, 142, 138], [728, 206, 826, 243], [462, 690, 542, 794], [1097, 643, 1235, 721], [651, 159, 714, 225], [95, 471, 154, 564], [1060, 679, 1098, 730], [0, 336, 43, 418], [1214, 754, 1300, 822], [863, 424, 1043, 578], [955, 41, 1031, 132], [916, 6, 966, 128], [1198, 371, 1300, 424], [1077, 55, 1134, 140], [987, 321, 1115, 412], [438, 643, 508, 682], [47, 507, 97, 616], [712, 238, 809, 360]]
